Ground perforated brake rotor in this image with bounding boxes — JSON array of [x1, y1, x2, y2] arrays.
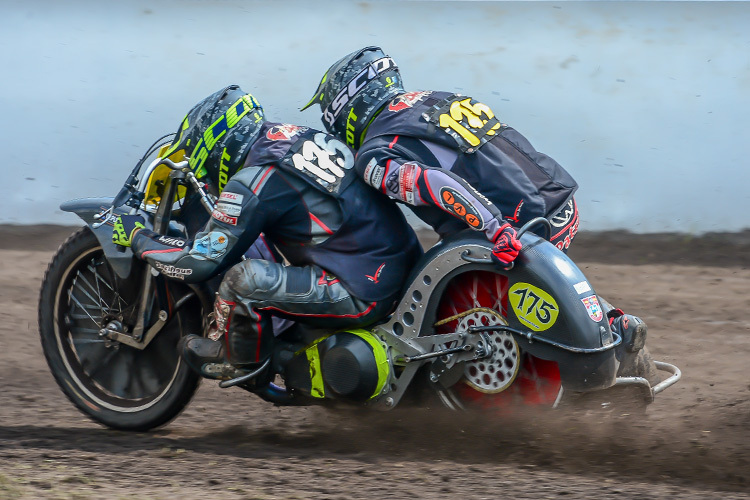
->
[[456, 308, 520, 394]]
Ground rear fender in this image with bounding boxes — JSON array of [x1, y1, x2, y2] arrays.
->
[[388, 230, 617, 392], [505, 232, 617, 391]]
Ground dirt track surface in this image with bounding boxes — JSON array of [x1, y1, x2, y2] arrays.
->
[[1, 225, 749, 499]]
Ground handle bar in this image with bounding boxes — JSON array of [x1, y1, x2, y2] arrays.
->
[[460, 216, 554, 268]]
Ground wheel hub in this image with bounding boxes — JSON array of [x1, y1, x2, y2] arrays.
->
[[458, 309, 520, 394]]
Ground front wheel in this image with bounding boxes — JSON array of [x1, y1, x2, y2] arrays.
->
[[38, 227, 201, 431]]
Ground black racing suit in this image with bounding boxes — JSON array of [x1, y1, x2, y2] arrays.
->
[[131, 123, 423, 366], [357, 91, 580, 251]]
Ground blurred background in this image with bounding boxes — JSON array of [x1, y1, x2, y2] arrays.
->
[[2, 0, 748, 233]]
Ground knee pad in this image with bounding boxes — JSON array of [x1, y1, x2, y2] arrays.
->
[[219, 260, 283, 301]]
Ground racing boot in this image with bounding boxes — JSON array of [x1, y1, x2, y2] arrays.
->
[[222, 312, 274, 388], [607, 308, 647, 353], [177, 334, 238, 380], [178, 294, 273, 383]]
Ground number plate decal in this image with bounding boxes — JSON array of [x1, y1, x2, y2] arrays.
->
[[508, 282, 559, 332], [425, 95, 504, 153]]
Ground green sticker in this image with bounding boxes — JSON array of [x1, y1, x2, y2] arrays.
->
[[508, 282, 559, 332]]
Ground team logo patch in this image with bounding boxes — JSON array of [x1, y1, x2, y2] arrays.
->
[[509, 283, 559, 332], [439, 187, 483, 228], [550, 199, 576, 228], [388, 91, 432, 112], [190, 231, 229, 261], [267, 124, 307, 141], [365, 263, 386, 283], [581, 295, 603, 322]]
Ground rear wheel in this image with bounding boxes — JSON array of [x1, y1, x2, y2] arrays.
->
[[433, 271, 562, 411], [38, 227, 201, 431]]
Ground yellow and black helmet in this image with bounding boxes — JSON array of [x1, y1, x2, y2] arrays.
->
[[165, 85, 264, 193]]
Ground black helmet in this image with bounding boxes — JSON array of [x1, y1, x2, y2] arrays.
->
[[164, 85, 264, 193], [301, 46, 403, 150]]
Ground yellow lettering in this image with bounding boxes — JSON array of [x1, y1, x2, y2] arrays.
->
[[439, 113, 480, 146], [219, 148, 231, 191], [345, 108, 358, 147], [438, 98, 501, 147]]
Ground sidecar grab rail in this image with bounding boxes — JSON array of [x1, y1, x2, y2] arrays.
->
[[460, 217, 554, 269], [613, 360, 682, 403], [652, 361, 682, 394]]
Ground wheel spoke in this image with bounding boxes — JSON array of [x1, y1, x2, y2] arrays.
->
[[69, 286, 105, 325], [72, 272, 112, 312]]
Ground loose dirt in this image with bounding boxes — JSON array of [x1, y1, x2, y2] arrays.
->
[[1, 225, 748, 499]]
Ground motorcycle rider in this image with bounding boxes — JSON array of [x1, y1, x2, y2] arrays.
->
[[112, 84, 423, 382], [301, 46, 645, 349]]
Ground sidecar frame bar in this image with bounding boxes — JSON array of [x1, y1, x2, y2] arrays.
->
[[469, 325, 622, 353]]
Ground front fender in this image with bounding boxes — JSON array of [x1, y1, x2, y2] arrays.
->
[[60, 197, 144, 279]]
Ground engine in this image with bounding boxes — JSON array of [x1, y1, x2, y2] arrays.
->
[[284, 330, 390, 402]]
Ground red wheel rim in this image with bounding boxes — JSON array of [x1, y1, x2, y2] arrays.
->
[[435, 271, 561, 409]]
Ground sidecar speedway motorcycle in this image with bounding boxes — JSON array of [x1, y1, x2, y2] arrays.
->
[[39, 137, 681, 430]]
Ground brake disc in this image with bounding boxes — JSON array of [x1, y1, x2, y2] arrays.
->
[[456, 308, 520, 394]]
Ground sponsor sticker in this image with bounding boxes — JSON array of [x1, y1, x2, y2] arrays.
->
[[439, 187, 483, 228], [388, 91, 432, 112], [398, 162, 419, 204], [573, 281, 591, 294], [219, 192, 244, 204], [154, 262, 193, 280], [212, 209, 238, 226], [267, 124, 307, 141], [157, 236, 186, 248], [94, 207, 119, 227], [508, 282, 559, 332], [364, 158, 385, 188], [581, 295, 603, 322], [215, 202, 241, 217]]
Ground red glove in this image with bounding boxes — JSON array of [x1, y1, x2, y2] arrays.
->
[[491, 223, 522, 266]]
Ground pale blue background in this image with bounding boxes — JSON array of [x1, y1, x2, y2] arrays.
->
[[2, 1, 748, 233]]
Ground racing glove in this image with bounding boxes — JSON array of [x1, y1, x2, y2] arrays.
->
[[112, 214, 145, 247], [491, 223, 522, 266]]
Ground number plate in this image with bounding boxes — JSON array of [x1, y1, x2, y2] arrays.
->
[[425, 94, 505, 153]]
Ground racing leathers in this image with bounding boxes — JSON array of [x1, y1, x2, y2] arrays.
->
[[130, 123, 423, 368], [356, 91, 580, 252]]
